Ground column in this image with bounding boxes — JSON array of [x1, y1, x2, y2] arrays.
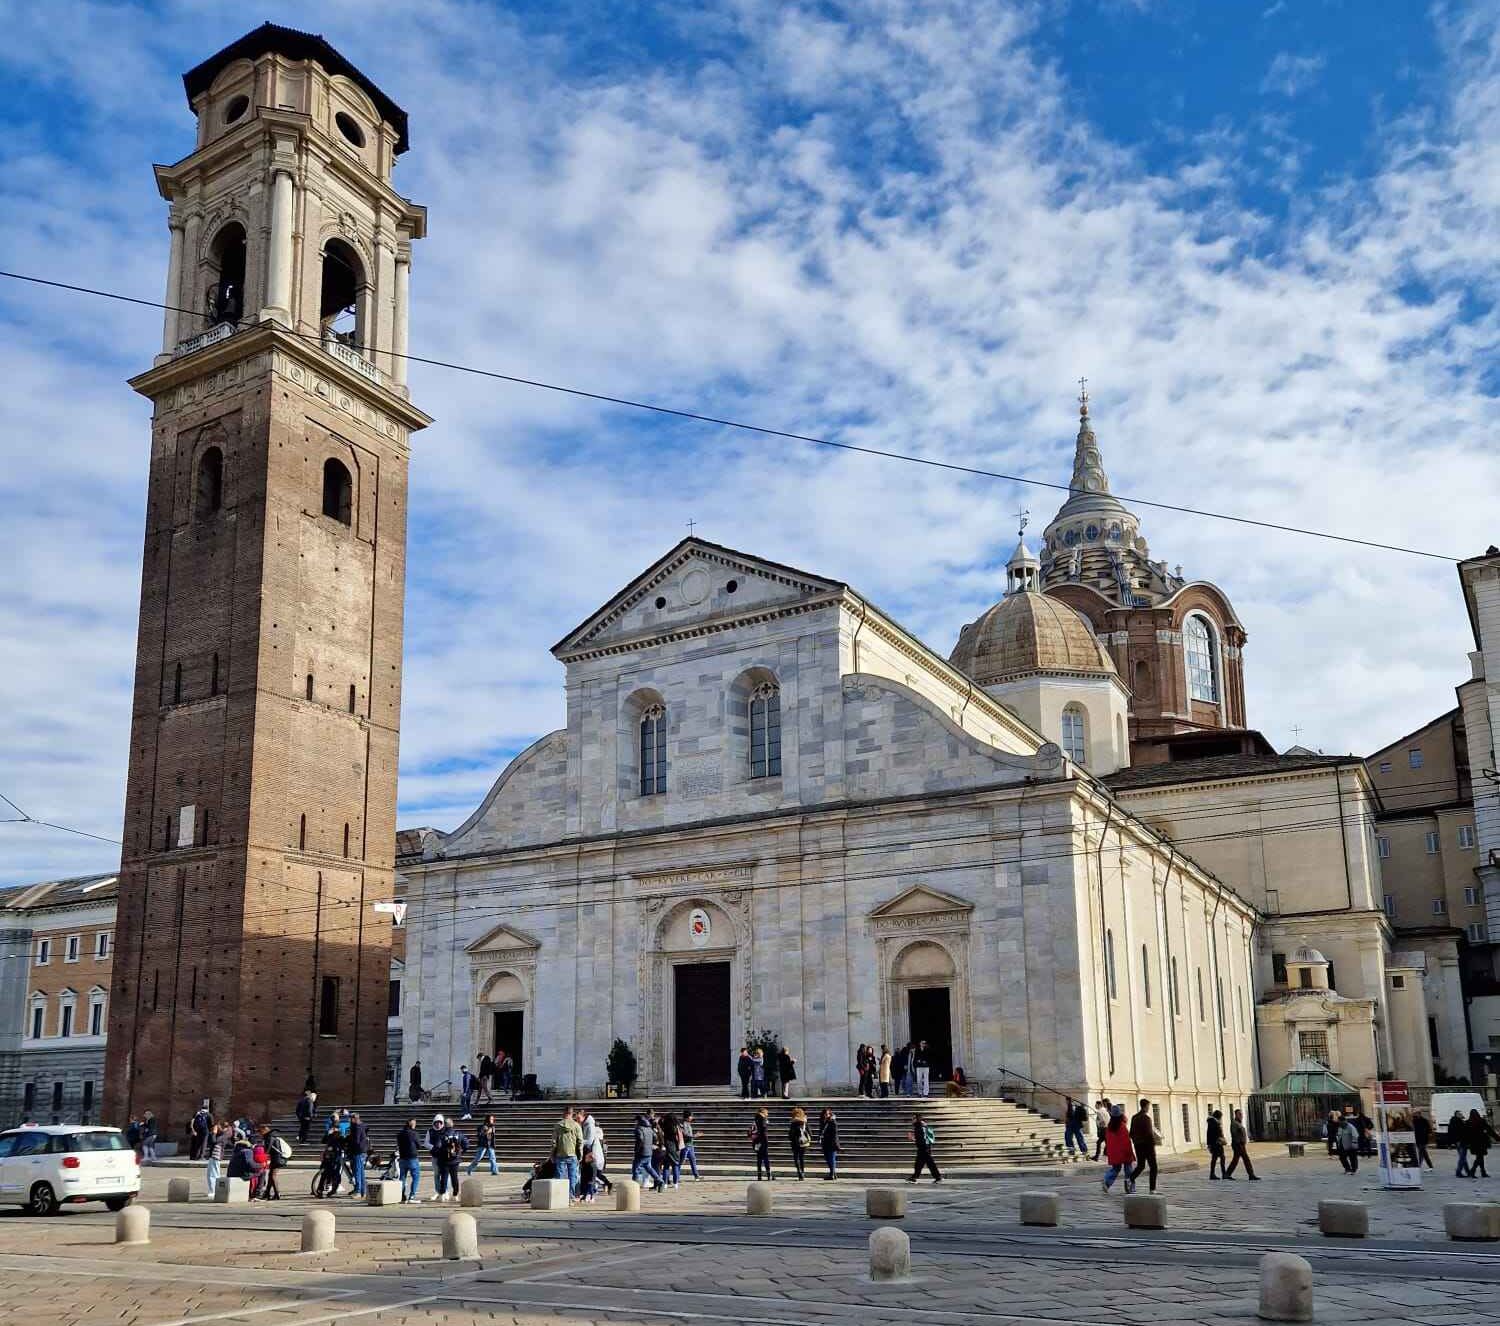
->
[[180, 210, 203, 333], [160, 218, 185, 353], [262, 168, 294, 325], [392, 253, 410, 386]]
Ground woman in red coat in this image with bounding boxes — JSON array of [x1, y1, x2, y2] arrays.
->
[[1102, 1104, 1136, 1194]]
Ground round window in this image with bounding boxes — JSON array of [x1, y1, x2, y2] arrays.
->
[[335, 112, 366, 148], [224, 94, 250, 125], [654, 596, 667, 610], [1086, 524, 1099, 541], [726, 579, 738, 594]]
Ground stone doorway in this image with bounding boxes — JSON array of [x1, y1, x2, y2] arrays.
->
[[492, 1010, 524, 1083], [907, 986, 954, 1081], [673, 961, 731, 1086]]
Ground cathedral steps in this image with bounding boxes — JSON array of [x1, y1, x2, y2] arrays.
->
[[273, 1093, 1078, 1175]]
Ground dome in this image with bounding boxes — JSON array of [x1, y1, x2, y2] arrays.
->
[[1291, 945, 1328, 966], [950, 591, 1117, 686]]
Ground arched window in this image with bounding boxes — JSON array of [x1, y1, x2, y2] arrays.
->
[[196, 446, 223, 517], [348, 683, 357, 714], [1104, 929, 1118, 999], [1184, 613, 1220, 704], [1060, 705, 1087, 766], [306, 673, 315, 701], [749, 682, 781, 778], [640, 703, 667, 796], [298, 813, 307, 851], [322, 458, 353, 525], [342, 822, 350, 857], [28, 994, 45, 1041], [320, 238, 365, 348], [207, 223, 246, 326], [1141, 944, 1151, 1007]]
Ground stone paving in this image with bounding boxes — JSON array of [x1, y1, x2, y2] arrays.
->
[[1, 1150, 1497, 1325]]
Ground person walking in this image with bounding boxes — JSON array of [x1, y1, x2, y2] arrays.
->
[[458, 1064, 474, 1120], [397, 1116, 422, 1203], [469, 1114, 499, 1175], [1101, 1104, 1135, 1193], [1206, 1109, 1229, 1179], [1467, 1108, 1498, 1178], [1412, 1110, 1434, 1169], [788, 1107, 810, 1180], [204, 1120, 226, 1198], [261, 1125, 286, 1201], [440, 1119, 465, 1198], [913, 1042, 931, 1098], [660, 1111, 683, 1188], [1223, 1108, 1258, 1180], [908, 1113, 942, 1183], [819, 1107, 839, 1180], [1336, 1114, 1360, 1174], [347, 1112, 369, 1198], [409, 1061, 423, 1104], [633, 1110, 665, 1190], [552, 1105, 583, 1199], [141, 1111, 160, 1164], [777, 1045, 798, 1099], [477, 1053, 495, 1107], [878, 1045, 893, 1098], [1324, 1109, 1340, 1156], [1093, 1099, 1111, 1161], [680, 1110, 701, 1180], [297, 1089, 316, 1143], [1128, 1099, 1159, 1193], [1063, 1097, 1088, 1157], [751, 1106, 773, 1180], [737, 1047, 754, 1099], [1451, 1109, 1472, 1177], [424, 1114, 449, 1200]]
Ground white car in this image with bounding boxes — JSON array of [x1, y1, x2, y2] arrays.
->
[[0, 1126, 140, 1215]]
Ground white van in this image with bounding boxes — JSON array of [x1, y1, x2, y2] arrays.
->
[[1431, 1092, 1487, 1146], [0, 1125, 140, 1215]]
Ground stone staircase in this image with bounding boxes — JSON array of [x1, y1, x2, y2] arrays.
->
[[273, 1092, 1078, 1177]]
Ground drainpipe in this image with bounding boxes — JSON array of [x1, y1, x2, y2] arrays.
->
[[850, 597, 868, 675]]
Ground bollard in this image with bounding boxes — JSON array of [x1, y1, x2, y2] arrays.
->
[[166, 1177, 192, 1203], [459, 1179, 486, 1208], [1317, 1200, 1368, 1239], [1443, 1203, 1500, 1242], [615, 1179, 641, 1213], [746, 1182, 773, 1216], [213, 1178, 250, 1205], [1123, 1194, 1167, 1229], [1019, 1191, 1060, 1227], [868, 1226, 911, 1281], [115, 1205, 150, 1245], [865, 1188, 907, 1220], [300, 1209, 336, 1254], [443, 1211, 479, 1260], [1257, 1251, 1313, 1322], [1286, 1142, 1305, 1159], [366, 1180, 403, 1206], [530, 1178, 569, 1211]]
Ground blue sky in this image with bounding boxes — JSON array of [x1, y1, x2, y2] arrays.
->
[[1, 0, 1497, 885]]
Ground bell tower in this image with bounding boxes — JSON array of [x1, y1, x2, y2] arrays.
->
[[104, 24, 429, 1127]]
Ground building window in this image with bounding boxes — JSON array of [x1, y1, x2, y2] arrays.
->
[[59, 997, 74, 1039], [1391, 973, 1405, 990], [1465, 886, 1479, 906], [388, 978, 401, 1019], [1384, 894, 1396, 919], [1141, 944, 1151, 1007], [196, 446, 223, 517], [306, 673, 315, 702], [1184, 614, 1220, 704], [1298, 967, 1313, 989], [348, 683, 357, 714], [299, 814, 307, 851], [50, 1082, 62, 1114], [1298, 1030, 1330, 1066], [34, 939, 49, 966], [1180, 1103, 1190, 1141], [1272, 951, 1287, 984], [81, 1081, 94, 1119], [640, 703, 667, 796], [1468, 923, 1489, 942], [1060, 705, 1087, 765], [89, 992, 105, 1037], [748, 683, 782, 778], [1377, 836, 1390, 859], [65, 935, 79, 963], [318, 976, 340, 1037], [1459, 824, 1476, 849], [321, 458, 353, 526], [28, 999, 44, 1041], [343, 822, 350, 857], [1425, 831, 1440, 855], [95, 931, 110, 960], [1105, 929, 1118, 1000], [1326, 961, 1336, 990], [22, 1084, 34, 1116], [1408, 748, 1423, 769], [1378, 760, 1391, 774], [1433, 897, 1447, 916]]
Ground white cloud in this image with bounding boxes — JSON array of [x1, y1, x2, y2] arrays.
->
[[1260, 51, 1328, 98], [1, 1, 1497, 883]]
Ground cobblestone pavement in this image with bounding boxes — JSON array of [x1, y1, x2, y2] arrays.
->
[[2, 1151, 1497, 1325]]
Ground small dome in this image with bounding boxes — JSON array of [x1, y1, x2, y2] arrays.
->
[[1291, 945, 1328, 966], [950, 591, 1117, 686]]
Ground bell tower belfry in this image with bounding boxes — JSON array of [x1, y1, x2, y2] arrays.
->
[[104, 24, 430, 1127]]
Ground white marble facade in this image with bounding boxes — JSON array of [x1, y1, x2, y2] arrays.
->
[[400, 540, 1258, 1139]]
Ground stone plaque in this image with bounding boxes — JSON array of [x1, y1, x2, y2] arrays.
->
[[675, 752, 722, 799]]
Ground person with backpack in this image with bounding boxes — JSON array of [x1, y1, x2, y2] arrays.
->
[[750, 1106, 773, 1180], [1093, 1099, 1111, 1160], [788, 1107, 810, 1180], [438, 1119, 465, 1198], [819, 1107, 840, 1180], [262, 1125, 289, 1200], [632, 1110, 665, 1190], [1101, 1104, 1135, 1193], [346, 1112, 370, 1198], [189, 1102, 211, 1160], [396, 1116, 422, 1204], [908, 1113, 941, 1183], [1063, 1097, 1088, 1157]]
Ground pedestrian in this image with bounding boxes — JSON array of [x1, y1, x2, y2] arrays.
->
[[126, 1116, 142, 1161], [477, 1052, 495, 1106], [1412, 1110, 1434, 1169], [409, 1061, 423, 1104], [1062, 1097, 1087, 1157], [1092, 1099, 1110, 1160], [228, 1129, 258, 1192], [319, 1125, 345, 1195], [737, 1047, 754, 1099], [912, 1041, 931, 1097], [633, 1110, 665, 1190], [892, 1043, 911, 1096], [424, 1114, 449, 1200], [1356, 1111, 1376, 1158], [552, 1105, 583, 1199], [496, 1050, 513, 1097], [750, 1106, 773, 1180], [680, 1109, 701, 1180], [908, 1113, 942, 1183], [1128, 1099, 1159, 1192], [263, 1125, 288, 1200], [469, 1113, 498, 1175], [788, 1107, 810, 1180], [1467, 1108, 1498, 1178], [439, 1118, 465, 1198], [819, 1106, 839, 1179], [878, 1045, 893, 1098], [1324, 1110, 1340, 1156], [777, 1045, 798, 1099], [396, 1115, 421, 1203], [141, 1111, 160, 1164], [347, 1111, 369, 1198], [751, 1048, 767, 1098], [204, 1120, 226, 1198], [1206, 1109, 1229, 1179], [459, 1063, 474, 1120], [1223, 1108, 1258, 1180], [660, 1111, 683, 1188], [189, 1101, 210, 1160], [1101, 1104, 1135, 1193], [579, 1145, 612, 1200], [1336, 1114, 1360, 1174], [297, 1088, 316, 1143]]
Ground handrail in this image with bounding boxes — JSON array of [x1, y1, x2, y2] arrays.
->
[[993, 1064, 1081, 1122]]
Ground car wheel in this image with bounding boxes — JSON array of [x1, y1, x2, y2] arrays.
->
[[28, 1183, 58, 1216], [104, 1195, 134, 1212]]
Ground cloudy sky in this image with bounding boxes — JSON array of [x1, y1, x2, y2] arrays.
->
[[1, 0, 1496, 885]]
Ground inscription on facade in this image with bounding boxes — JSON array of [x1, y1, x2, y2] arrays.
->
[[674, 753, 722, 799]]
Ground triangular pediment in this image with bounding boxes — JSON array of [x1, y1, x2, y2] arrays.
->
[[869, 885, 975, 919], [465, 922, 541, 955], [552, 538, 846, 660]]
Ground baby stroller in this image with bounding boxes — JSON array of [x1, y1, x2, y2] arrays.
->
[[521, 1157, 557, 1201]]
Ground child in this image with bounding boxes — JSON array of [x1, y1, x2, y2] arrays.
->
[[579, 1145, 612, 1201]]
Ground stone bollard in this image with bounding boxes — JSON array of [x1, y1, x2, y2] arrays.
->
[[443, 1211, 479, 1260], [615, 1179, 641, 1213], [213, 1178, 250, 1205], [115, 1205, 150, 1245], [1257, 1251, 1313, 1322], [300, 1209, 335, 1254], [530, 1178, 569, 1211], [459, 1179, 486, 1208], [1019, 1191, 1060, 1227], [869, 1226, 911, 1282], [1317, 1200, 1368, 1239], [1123, 1194, 1168, 1230], [1444, 1203, 1500, 1242], [366, 1180, 403, 1206], [866, 1188, 907, 1220], [746, 1182, 774, 1216], [1286, 1142, 1305, 1159], [166, 1178, 192, 1203]]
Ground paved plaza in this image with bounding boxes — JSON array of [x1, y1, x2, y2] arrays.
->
[[5, 1150, 1500, 1326]]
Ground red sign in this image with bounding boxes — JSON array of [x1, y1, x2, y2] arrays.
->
[[1376, 1080, 1410, 1105]]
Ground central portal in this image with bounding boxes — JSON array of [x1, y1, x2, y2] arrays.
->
[[907, 986, 954, 1081], [673, 961, 731, 1086]]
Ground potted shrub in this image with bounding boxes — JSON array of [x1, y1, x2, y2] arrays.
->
[[607, 1038, 638, 1098]]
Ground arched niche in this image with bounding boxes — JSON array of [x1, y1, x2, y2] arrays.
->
[[466, 923, 539, 1086]]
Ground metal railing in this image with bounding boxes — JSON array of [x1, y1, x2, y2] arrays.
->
[[993, 1065, 1079, 1123]]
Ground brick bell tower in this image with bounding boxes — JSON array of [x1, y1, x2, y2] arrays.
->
[[104, 24, 429, 1128]]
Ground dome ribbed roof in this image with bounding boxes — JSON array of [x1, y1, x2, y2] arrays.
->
[[949, 591, 1117, 685]]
